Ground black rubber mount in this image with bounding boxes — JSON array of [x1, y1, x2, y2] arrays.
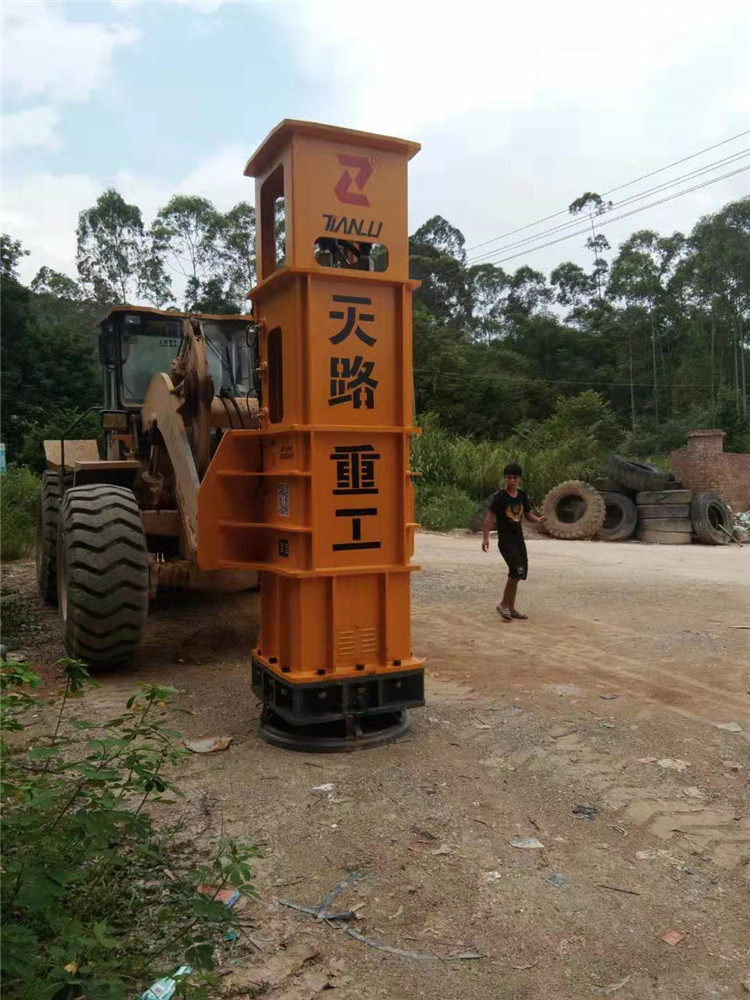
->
[[257, 707, 411, 753]]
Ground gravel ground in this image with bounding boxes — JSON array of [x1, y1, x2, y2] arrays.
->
[[2, 533, 749, 999]]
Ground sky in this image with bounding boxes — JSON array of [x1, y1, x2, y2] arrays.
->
[[2, 0, 749, 292]]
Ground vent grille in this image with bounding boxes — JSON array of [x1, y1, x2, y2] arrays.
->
[[360, 625, 379, 657], [336, 629, 356, 662]]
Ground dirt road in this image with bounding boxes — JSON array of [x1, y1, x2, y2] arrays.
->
[[3, 534, 749, 998]]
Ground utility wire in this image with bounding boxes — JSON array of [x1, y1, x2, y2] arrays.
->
[[461, 148, 750, 269], [414, 368, 714, 389], [426, 162, 750, 279], [475, 163, 750, 269], [462, 128, 750, 256]]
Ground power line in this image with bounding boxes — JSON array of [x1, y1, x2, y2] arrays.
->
[[462, 128, 750, 256], [426, 162, 750, 279], [414, 368, 714, 389], [461, 148, 750, 269], [474, 163, 750, 269]]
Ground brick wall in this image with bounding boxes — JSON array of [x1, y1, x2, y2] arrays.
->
[[671, 429, 750, 511]]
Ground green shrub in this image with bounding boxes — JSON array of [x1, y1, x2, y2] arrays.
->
[[1, 659, 260, 999], [1, 464, 40, 562], [416, 483, 477, 532], [18, 408, 102, 474]]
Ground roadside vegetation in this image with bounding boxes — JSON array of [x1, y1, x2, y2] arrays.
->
[[0, 659, 259, 999]]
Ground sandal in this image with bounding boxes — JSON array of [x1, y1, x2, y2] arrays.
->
[[510, 610, 528, 620], [496, 605, 513, 621]]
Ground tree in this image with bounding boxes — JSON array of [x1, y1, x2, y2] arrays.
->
[[568, 192, 613, 301], [151, 195, 222, 310], [0, 234, 29, 281], [219, 201, 256, 302], [550, 261, 595, 309], [31, 266, 81, 300], [1, 238, 100, 458], [76, 189, 164, 305]]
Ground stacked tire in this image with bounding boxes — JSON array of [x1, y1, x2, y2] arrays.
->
[[599, 456, 734, 546], [635, 489, 693, 545]]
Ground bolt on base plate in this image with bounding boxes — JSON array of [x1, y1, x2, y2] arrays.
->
[[257, 707, 411, 753]]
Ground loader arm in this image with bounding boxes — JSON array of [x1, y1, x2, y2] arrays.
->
[[140, 370, 201, 554]]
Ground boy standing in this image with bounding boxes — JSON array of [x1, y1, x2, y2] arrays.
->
[[481, 463, 544, 621]]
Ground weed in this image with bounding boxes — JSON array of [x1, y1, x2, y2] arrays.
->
[[1, 464, 40, 562], [1, 659, 260, 999]]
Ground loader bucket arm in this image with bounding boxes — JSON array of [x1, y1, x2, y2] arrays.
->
[[141, 371, 201, 554]]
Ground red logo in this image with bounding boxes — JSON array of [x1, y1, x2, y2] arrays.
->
[[334, 154, 372, 206]]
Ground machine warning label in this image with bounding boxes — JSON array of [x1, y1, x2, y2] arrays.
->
[[277, 483, 290, 517]]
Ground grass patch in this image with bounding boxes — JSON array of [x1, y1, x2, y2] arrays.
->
[[1, 465, 40, 562]]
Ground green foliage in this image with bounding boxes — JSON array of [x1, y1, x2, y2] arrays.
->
[[0, 464, 40, 561], [77, 189, 170, 307], [413, 392, 624, 526], [1, 257, 101, 457], [416, 483, 477, 532], [18, 408, 101, 474], [1, 234, 29, 280], [1, 660, 260, 1000]]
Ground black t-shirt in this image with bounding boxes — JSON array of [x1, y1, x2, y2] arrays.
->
[[489, 489, 531, 540]]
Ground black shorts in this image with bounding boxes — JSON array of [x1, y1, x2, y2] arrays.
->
[[498, 537, 528, 580]]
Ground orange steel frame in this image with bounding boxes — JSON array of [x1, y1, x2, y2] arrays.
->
[[198, 120, 424, 721]]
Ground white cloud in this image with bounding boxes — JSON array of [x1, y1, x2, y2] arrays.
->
[[3, 172, 103, 284], [1, 106, 61, 151], [111, 0, 224, 13], [5, 145, 254, 288], [271, 0, 716, 134], [268, 0, 750, 273], [1, 2, 138, 102]]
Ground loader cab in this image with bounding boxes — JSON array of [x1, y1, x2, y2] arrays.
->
[[97, 306, 258, 412]]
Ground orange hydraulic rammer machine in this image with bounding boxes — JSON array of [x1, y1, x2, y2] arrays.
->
[[198, 120, 424, 750]]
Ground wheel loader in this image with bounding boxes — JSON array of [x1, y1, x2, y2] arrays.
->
[[35, 306, 260, 667]]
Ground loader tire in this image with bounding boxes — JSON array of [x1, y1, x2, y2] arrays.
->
[[636, 528, 692, 545], [607, 455, 670, 492], [690, 491, 734, 546], [542, 480, 606, 540], [35, 471, 62, 605], [57, 485, 148, 667], [636, 489, 692, 505], [597, 491, 637, 542]]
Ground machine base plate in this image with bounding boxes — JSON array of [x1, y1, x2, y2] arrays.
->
[[257, 707, 411, 753]]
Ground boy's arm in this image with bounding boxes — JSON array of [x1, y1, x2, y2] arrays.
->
[[525, 511, 545, 523], [481, 509, 495, 551]]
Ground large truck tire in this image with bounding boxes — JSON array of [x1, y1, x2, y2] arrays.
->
[[57, 485, 149, 667], [35, 471, 62, 605], [638, 517, 692, 533], [638, 504, 691, 519], [542, 480, 606, 540], [690, 492, 734, 546], [636, 489, 692, 505], [636, 528, 692, 545], [593, 477, 636, 497], [607, 456, 670, 492], [597, 491, 637, 542]]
